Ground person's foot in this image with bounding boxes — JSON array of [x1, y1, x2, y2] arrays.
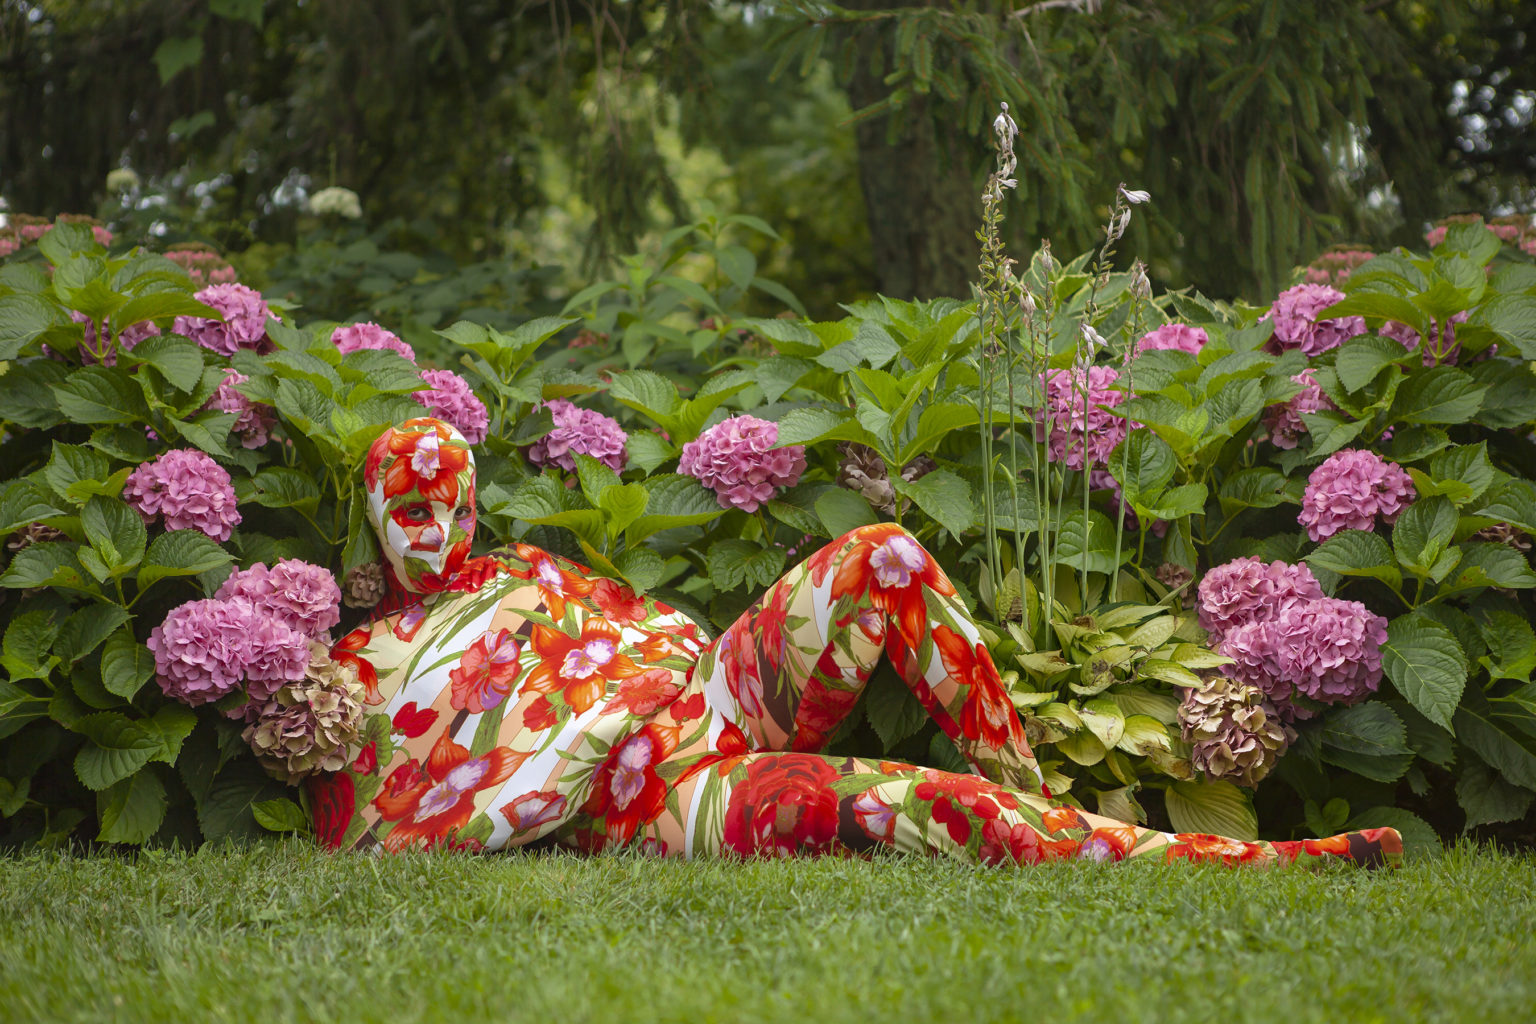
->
[[1272, 827, 1404, 868]]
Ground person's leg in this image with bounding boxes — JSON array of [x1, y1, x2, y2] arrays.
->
[[691, 524, 1043, 792], [644, 751, 1402, 868]]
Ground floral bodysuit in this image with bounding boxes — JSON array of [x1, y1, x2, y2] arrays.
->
[[310, 524, 1403, 868]]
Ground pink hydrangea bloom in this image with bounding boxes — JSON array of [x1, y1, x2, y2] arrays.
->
[[1216, 620, 1293, 711], [332, 321, 415, 362], [164, 247, 237, 286], [1263, 369, 1334, 449], [1041, 365, 1133, 471], [241, 615, 314, 700], [148, 597, 258, 706], [1425, 225, 1449, 248], [173, 283, 274, 357], [1269, 597, 1388, 705], [0, 237, 18, 258], [122, 449, 242, 541], [1197, 557, 1324, 645], [217, 559, 340, 642], [1304, 249, 1375, 288], [1135, 323, 1208, 356], [1264, 283, 1366, 357], [68, 311, 160, 366], [412, 369, 489, 445], [1298, 449, 1415, 542], [205, 368, 276, 449], [1380, 311, 1472, 366], [526, 399, 629, 475], [679, 414, 806, 512]]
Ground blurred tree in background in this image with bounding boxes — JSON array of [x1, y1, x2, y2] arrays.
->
[[2, 0, 1533, 314]]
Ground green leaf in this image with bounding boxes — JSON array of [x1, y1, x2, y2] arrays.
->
[[1445, 543, 1536, 592], [897, 469, 973, 539], [715, 244, 758, 292], [1381, 613, 1468, 731], [864, 674, 928, 750], [97, 771, 167, 844], [196, 759, 283, 843], [597, 483, 649, 541], [1456, 758, 1534, 830], [1478, 610, 1536, 684], [1319, 703, 1413, 782], [706, 539, 787, 592], [1425, 443, 1495, 507], [1457, 689, 1536, 791], [1164, 780, 1258, 840], [0, 292, 68, 359], [152, 34, 203, 83], [252, 797, 310, 834], [1477, 480, 1536, 535], [1384, 425, 1452, 463], [244, 467, 321, 515], [137, 530, 234, 588], [1342, 807, 1440, 860], [0, 358, 69, 427], [1392, 495, 1457, 574], [624, 431, 677, 475], [607, 370, 681, 421], [1108, 431, 1176, 506], [625, 475, 725, 546], [51, 366, 148, 425], [1298, 410, 1367, 458], [774, 407, 865, 447], [1470, 294, 1536, 360], [1306, 530, 1401, 588], [612, 546, 665, 594], [1, 609, 61, 682], [1391, 366, 1488, 424], [755, 357, 815, 404], [0, 542, 94, 593], [1324, 292, 1428, 335], [81, 495, 147, 572], [1335, 335, 1415, 392], [72, 714, 160, 791], [1217, 467, 1289, 515], [101, 629, 154, 700], [1054, 509, 1121, 575], [814, 489, 878, 539], [55, 603, 132, 666]]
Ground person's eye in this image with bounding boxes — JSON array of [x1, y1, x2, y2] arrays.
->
[[406, 506, 432, 522], [455, 506, 472, 519]]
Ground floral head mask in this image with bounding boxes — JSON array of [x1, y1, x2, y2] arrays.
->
[[363, 418, 477, 595]]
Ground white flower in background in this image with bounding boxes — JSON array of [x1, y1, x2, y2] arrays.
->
[[1130, 262, 1151, 301], [1118, 185, 1151, 205], [308, 186, 362, 220], [992, 101, 1019, 149], [106, 167, 140, 193], [1080, 322, 1108, 354]]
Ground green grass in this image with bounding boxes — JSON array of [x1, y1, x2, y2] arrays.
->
[[1, 843, 1531, 1024]]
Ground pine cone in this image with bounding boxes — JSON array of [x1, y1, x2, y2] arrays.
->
[[342, 562, 387, 609], [1155, 562, 1194, 590], [1178, 674, 1294, 788]]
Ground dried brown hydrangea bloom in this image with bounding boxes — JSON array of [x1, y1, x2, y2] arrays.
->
[[1179, 674, 1294, 788], [243, 642, 366, 783]]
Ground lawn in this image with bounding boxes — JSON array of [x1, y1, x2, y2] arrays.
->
[[0, 843, 1530, 1023]]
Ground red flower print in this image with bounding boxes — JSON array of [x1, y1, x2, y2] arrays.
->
[[718, 627, 766, 720], [670, 692, 705, 722], [826, 524, 956, 649], [591, 577, 650, 625], [601, 668, 683, 717], [523, 695, 559, 731], [367, 418, 471, 504], [498, 790, 568, 836], [634, 632, 688, 664], [446, 555, 509, 594], [392, 604, 428, 642], [915, 770, 1019, 818], [372, 731, 520, 852], [1077, 825, 1138, 861], [1042, 805, 1088, 834], [581, 723, 680, 848], [929, 795, 972, 844], [308, 770, 356, 850], [508, 544, 595, 621], [978, 819, 1081, 865], [879, 760, 918, 775], [1165, 833, 1266, 865], [754, 585, 791, 670], [791, 674, 860, 752], [1301, 834, 1352, 856], [523, 619, 643, 715], [721, 755, 843, 858], [850, 790, 896, 843], [392, 701, 439, 738], [351, 741, 378, 775], [331, 626, 381, 704], [932, 625, 1021, 752], [448, 628, 523, 713]]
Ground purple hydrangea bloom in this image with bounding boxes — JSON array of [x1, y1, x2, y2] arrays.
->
[[1134, 323, 1208, 356], [412, 369, 489, 445], [1214, 620, 1292, 710], [332, 321, 416, 362], [206, 368, 276, 449], [526, 398, 629, 475], [1264, 283, 1366, 357], [122, 449, 242, 542], [1197, 556, 1324, 644], [148, 597, 258, 706], [1380, 311, 1472, 366], [1269, 597, 1388, 705], [679, 414, 806, 512], [173, 283, 274, 357], [1298, 449, 1415, 542], [1041, 365, 1133, 471], [1262, 369, 1334, 449]]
